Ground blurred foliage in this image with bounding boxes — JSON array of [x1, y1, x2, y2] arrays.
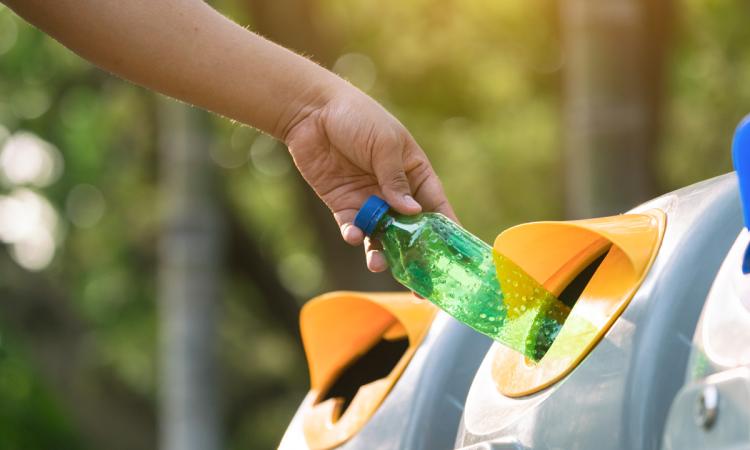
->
[[0, 335, 82, 450], [659, 0, 750, 188], [0, 0, 747, 449]]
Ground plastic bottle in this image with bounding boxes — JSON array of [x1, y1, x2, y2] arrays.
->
[[354, 195, 569, 360]]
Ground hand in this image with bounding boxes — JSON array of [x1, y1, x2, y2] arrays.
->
[[284, 86, 456, 272], [4, 0, 453, 271]]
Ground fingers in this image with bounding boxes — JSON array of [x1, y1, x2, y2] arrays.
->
[[364, 237, 388, 272], [342, 222, 364, 245], [372, 145, 422, 216], [333, 209, 365, 246], [406, 145, 459, 223], [414, 174, 459, 222], [337, 210, 387, 271]]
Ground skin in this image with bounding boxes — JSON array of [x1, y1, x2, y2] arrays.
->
[[1, 0, 456, 272]]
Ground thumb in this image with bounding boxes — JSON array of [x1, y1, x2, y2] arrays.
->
[[373, 153, 422, 215]]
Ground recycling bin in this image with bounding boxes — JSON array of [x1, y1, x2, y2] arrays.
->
[[455, 173, 741, 450], [661, 119, 750, 449], [280, 173, 742, 450], [662, 227, 750, 450], [278, 291, 492, 450]]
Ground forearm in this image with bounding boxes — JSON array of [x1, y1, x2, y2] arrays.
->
[[3, 0, 345, 138]]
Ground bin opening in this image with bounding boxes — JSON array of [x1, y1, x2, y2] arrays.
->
[[491, 210, 666, 397], [557, 250, 609, 309], [319, 336, 409, 417], [516, 244, 610, 361], [300, 292, 437, 450], [529, 248, 610, 361]]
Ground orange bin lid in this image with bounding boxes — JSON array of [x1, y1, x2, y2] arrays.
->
[[492, 209, 666, 397], [300, 291, 437, 450]]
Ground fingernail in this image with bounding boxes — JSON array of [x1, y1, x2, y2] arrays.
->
[[367, 250, 387, 272], [403, 195, 421, 210]]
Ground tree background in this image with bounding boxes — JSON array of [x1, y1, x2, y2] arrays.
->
[[0, 0, 749, 449]]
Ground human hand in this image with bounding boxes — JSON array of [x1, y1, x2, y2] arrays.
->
[[3, 0, 453, 272], [283, 85, 456, 272]]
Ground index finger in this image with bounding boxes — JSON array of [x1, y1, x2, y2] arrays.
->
[[411, 169, 458, 223]]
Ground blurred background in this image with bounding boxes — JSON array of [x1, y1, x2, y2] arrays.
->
[[0, 0, 749, 449]]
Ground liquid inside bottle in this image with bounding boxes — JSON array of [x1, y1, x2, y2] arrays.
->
[[354, 195, 571, 361]]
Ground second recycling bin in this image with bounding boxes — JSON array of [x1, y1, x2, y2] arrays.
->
[[278, 291, 492, 450], [455, 173, 741, 449], [662, 225, 750, 449], [660, 118, 750, 450]]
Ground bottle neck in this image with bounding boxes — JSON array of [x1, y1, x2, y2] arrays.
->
[[371, 212, 393, 238]]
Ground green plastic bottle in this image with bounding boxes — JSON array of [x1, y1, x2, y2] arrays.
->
[[354, 195, 570, 360]]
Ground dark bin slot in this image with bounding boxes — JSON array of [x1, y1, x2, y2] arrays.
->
[[557, 250, 609, 309], [321, 337, 409, 418], [531, 250, 609, 361]]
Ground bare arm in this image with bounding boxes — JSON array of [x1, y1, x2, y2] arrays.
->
[[2, 0, 456, 271], [3, 0, 337, 138]]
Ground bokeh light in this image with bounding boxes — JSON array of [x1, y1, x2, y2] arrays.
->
[[10, 88, 50, 120], [0, 188, 59, 271], [249, 134, 291, 177], [0, 131, 63, 187], [0, 9, 17, 56], [210, 142, 248, 169], [11, 226, 55, 271], [213, 125, 256, 169], [333, 53, 377, 92], [277, 252, 323, 297], [66, 183, 106, 229]]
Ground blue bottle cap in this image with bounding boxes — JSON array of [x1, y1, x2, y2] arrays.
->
[[354, 195, 390, 236], [732, 114, 750, 273], [733, 114, 750, 231]]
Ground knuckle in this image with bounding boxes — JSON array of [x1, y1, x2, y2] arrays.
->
[[373, 126, 405, 153], [385, 171, 410, 190]]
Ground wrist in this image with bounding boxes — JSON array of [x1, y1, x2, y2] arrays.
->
[[275, 73, 348, 145]]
